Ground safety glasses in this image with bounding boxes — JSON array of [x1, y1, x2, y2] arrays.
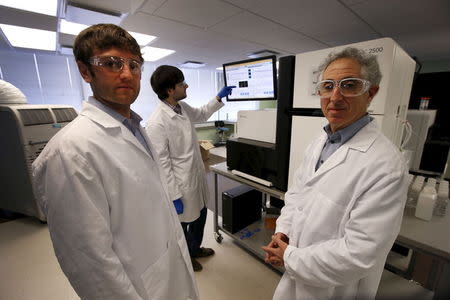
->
[[316, 78, 371, 97], [89, 56, 143, 75]]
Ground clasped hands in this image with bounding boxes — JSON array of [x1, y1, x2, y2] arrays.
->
[[261, 232, 289, 267]]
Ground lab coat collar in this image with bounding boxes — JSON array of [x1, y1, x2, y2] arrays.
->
[[311, 120, 379, 179], [159, 101, 184, 119], [80, 100, 123, 128], [80, 101, 153, 159]]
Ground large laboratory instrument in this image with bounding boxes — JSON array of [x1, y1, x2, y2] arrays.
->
[[287, 37, 416, 187], [0, 81, 77, 221], [226, 38, 416, 191]]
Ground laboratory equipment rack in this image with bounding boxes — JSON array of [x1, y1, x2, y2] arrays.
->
[[210, 162, 285, 273]]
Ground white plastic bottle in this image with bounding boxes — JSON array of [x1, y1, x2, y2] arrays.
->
[[408, 176, 425, 208], [415, 179, 437, 221], [405, 174, 416, 208], [435, 180, 449, 217]]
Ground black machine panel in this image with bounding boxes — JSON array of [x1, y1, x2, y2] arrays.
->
[[222, 185, 262, 233], [226, 55, 296, 191]]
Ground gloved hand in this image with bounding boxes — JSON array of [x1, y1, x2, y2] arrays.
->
[[217, 86, 236, 99], [173, 198, 184, 214]]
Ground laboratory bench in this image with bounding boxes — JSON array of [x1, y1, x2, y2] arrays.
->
[[210, 162, 450, 299]]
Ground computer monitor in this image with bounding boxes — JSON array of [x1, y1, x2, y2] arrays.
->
[[223, 55, 277, 101]]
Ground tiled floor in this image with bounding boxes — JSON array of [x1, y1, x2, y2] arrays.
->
[[0, 146, 435, 299], [0, 212, 434, 300], [0, 210, 281, 300]]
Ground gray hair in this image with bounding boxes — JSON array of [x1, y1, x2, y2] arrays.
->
[[317, 47, 382, 86]]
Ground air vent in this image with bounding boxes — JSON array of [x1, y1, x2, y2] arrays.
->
[[180, 61, 206, 68], [52, 108, 77, 123], [247, 50, 280, 59], [18, 109, 53, 126]]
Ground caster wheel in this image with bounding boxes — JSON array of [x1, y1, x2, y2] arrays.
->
[[214, 232, 223, 243]]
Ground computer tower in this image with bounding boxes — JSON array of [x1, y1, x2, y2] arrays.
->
[[222, 185, 262, 234]]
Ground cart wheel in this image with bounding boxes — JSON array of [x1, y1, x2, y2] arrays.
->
[[214, 232, 223, 243]]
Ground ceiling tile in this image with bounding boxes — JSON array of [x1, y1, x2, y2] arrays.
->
[[139, 0, 166, 14], [150, 0, 242, 29], [348, 0, 450, 36], [210, 11, 327, 53], [223, 0, 380, 46], [0, 6, 57, 31], [395, 29, 450, 62]]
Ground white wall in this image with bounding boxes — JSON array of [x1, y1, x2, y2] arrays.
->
[[0, 50, 244, 123]]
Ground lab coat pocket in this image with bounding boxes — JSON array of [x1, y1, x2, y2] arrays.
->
[[303, 192, 346, 243], [141, 245, 171, 300]]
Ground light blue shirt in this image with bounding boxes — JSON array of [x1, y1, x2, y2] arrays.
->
[[87, 97, 152, 157], [315, 114, 372, 171]]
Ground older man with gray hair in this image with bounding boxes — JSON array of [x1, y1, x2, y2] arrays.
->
[[262, 47, 408, 300]]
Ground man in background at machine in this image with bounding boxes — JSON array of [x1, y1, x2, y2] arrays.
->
[[146, 65, 234, 271], [32, 24, 198, 300], [262, 47, 408, 300]]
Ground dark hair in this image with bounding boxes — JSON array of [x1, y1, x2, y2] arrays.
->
[[150, 65, 185, 100], [73, 24, 143, 65]]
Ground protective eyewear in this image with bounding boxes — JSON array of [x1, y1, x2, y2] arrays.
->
[[89, 56, 143, 75], [177, 81, 188, 87], [316, 78, 371, 97]]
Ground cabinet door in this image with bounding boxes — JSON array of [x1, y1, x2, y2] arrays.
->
[[288, 116, 328, 188]]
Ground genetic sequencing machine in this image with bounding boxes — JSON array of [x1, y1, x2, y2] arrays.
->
[[0, 80, 77, 221]]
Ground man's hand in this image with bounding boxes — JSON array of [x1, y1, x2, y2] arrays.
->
[[217, 86, 236, 99], [262, 232, 289, 267]]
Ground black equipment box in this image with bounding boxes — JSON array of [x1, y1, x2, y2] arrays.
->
[[222, 185, 262, 233]]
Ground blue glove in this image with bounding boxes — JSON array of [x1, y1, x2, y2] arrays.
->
[[217, 86, 236, 99], [173, 198, 184, 214]]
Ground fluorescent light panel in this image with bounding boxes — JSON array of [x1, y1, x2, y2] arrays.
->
[[60, 20, 156, 47], [60, 20, 88, 36], [0, 24, 56, 51], [0, 0, 58, 16], [142, 46, 175, 62], [129, 31, 156, 46]]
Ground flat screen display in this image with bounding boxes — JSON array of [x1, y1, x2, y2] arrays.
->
[[223, 55, 277, 101]]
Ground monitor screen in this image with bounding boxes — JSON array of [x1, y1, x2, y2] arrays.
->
[[223, 55, 277, 101]]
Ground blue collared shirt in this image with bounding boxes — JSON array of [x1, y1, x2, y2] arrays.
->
[[315, 114, 372, 171], [87, 97, 152, 157]]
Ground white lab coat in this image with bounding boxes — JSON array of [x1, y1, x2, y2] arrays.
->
[[146, 98, 224, 222], [32, 101, 198, 300], [274, 120, 408, 300]]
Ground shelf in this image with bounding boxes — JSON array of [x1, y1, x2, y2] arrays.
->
[[217, 213, 284, 273]]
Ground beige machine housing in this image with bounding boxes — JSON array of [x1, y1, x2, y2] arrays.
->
[[0, 104, 77, 221]]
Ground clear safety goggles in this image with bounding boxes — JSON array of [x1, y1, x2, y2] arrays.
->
[[315, 78, 371, 97], [89, 56, 143, 75]]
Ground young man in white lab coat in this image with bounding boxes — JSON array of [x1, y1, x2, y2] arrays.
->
[[262, 48, 409, 300], [32, 24, 198, 300], [146, 65, 234, 271]]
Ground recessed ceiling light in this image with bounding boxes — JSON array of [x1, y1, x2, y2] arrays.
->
[[0, 0, 58, 16], [129, 31, 156, 47], [60, 20, 88, 36], [0, 23, 56, 51], [216, 67, 223, 70], [59, 21, 157, 47], [141, 46, 175, 62], [180, 61, 206, 69]]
